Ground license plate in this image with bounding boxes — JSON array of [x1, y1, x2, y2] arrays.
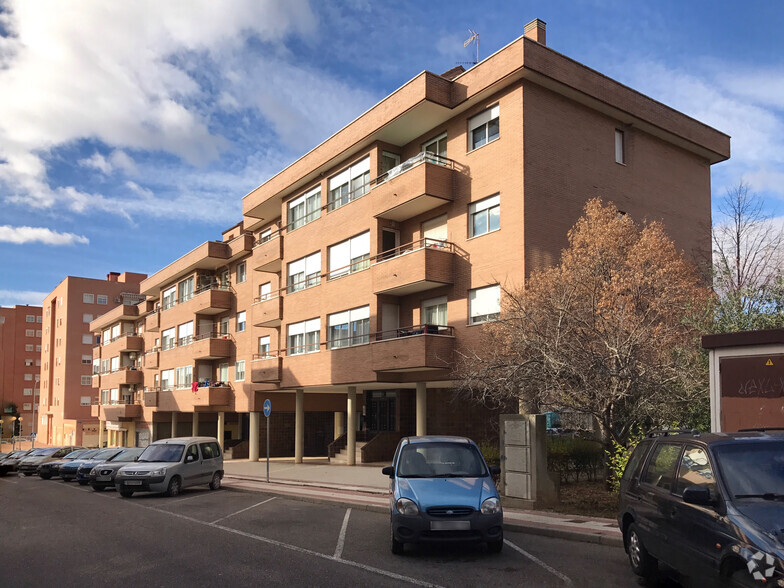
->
[[431, 521, 470, 531], [125, 480, 143, 486]]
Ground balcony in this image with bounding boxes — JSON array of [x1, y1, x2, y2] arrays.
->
[[96, 367, 143, 389], [148, 385, 232, 412], [251, 354, 282, 383], [371, 325, 455, 372], [191, 333, 233, 360], [118, 335, 144, 353], [372, 153, 455, 222], [372, 239, 455, 296], [91, 399, 142, 420], [253, 233, 283, 273], [143, 349, 159, 369], [143, 388, 159, 407], [252, 296, 282, 327], [178, 284, 233, 315], [145, 310, 160, 332]]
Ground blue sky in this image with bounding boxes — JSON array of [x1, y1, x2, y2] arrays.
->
[[1, 0, 783, 307]]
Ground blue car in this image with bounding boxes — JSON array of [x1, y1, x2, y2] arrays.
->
[[382, 436, 503, 554]]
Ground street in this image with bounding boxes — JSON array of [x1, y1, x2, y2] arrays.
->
[[1, 474, 657, 587]]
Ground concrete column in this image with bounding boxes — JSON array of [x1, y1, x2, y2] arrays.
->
[[347, 387, 357, 466], [249, 411, 260, 462], [217, 412, 225, 450], [295, 389, 304, 464], [192, 412, 199, 436], [416, 382, 427, 436], [98, 420, 104, 448], [171, 411, 178, 438], [334, 411, 344, 440]]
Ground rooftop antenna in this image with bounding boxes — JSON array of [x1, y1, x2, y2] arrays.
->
[[463, 29, 480, 65]]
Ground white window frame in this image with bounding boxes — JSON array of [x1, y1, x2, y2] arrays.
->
[[161, 327, 176, 351], [80, 375, 92, 386], [328, 231, 370, 279], [288, 186, 321, 230], [423, 296, 448, 326], [177, 321, 194, 347], [468, 104, 500, 151], [110, 356, 120, 373], [25, 329, 34, 337], [258, 336, 271, 357], [162, 286, 177, 310], [26, 314, 35, 322], [235, 360, 245, 382], [97, 294, 108, 305], [259, 282, 272, 301], [176, 365, 193, 389], [83, 293, 94, 304], [178, 276, 194, 304], [327, 156, 370, 211], [422, 132, 447, 157], [615, 129, 625, 164], [81, 355, 92, 365], [24, 374, 33, 381], [328, 306, 370, 349], [287, 252, 321, 293], [25, 344, 33, 351], [83, 313, 93, 323], [236, 261, 247, 284], [236, 311, 246, 333], [161, 369, 175, 391], [23, 388, 32, 396], [469, 194, 501, 238], [469, 284, 501, 324], [287, 318, 321, 356], [80, 396, 91, 407]]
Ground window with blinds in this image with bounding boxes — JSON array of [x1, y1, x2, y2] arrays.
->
[[328, 231, 370, 279], [469, 284, 501, 324]]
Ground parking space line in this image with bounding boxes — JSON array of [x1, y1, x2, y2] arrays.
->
[[504, 539, 573, 585], [0, 478, 19, 484], [333, 508, 351, 559], [166, 492, 215, 505], [210, 496, 276, 524]]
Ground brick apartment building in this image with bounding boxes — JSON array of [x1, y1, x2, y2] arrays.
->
[[0, 305, 43, 438], [86, 19, 729, 462], [39, 272, 146, 447]]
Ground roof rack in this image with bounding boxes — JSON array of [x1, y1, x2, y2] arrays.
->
[[738, 427, 784, 433], [646, 429, 700, 438]]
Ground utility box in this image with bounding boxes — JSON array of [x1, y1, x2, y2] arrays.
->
[[702, 329, 784, 432]]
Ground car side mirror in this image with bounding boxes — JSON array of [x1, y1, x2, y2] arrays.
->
[[683, 485, 712, 506], [382, 466, 395, 477], [489, 465, 501, 476], [186, 455, 197, 463], [134, 456, 139, 462]]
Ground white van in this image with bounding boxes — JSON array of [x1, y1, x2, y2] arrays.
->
[[114, 437, 223, 498]]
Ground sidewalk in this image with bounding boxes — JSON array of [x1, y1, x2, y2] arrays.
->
[[222, 459, 623, 548]]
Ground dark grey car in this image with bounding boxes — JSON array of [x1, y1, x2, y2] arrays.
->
[[88, 448, 145, 491]]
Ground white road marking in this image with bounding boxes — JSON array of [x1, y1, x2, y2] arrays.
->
[[333, 508, 352, 559], [0, 477, 18, 484], [210, 496, 276, 524], [504, 538, 573, 585], [166, 492, 214, 504]]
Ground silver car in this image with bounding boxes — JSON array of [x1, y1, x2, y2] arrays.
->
[[114, 437, 223, 498]]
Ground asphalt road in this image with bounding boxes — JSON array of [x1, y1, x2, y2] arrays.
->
[[0, 473, 675, 587]]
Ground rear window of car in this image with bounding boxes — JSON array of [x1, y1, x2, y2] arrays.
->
[[641, 443, 682, 491], [199, 442, 221, 459], [622, 440, 652, 483]]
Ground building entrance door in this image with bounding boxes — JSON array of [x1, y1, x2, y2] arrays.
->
[[366, 391, 396, 432]]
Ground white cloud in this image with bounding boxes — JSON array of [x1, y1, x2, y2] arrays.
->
[[78, 150, 138, 176], [0, 289, 50, 307], [79, 153, 112, 174], [0, 225, 89, 246]]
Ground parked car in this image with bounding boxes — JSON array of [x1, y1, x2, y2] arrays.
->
[[18, 446, 81, 476], [381, 436, 503, 555], [115, 437, 223, 498], [59, 449, 103, 481], [0, 449, 35, 476], [38, 448, 91, 479], [75, 448, 126, 485], [618, 429, 784, 587], [88, 447, 145, 491]]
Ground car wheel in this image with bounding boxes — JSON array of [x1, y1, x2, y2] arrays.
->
[[390, 523, 404, 555], [626, 522, 657, 578], [488, 531, 504, 554], [40, 473, 51, 480], [78, 480, 88, 486], [165, 476, 182, 497], [209, 472, 221, 490], [119, 489, 134, 498]]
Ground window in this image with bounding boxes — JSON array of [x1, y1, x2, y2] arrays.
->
[[110, 356, 119, 372], [328, 232, 370, 279], [259, 282, 272, 301], [236, 311, 246, 333], [422, 215, 448, 245], [178, 277, 194, 304], [24, 373, 33, 381], [161, 369, 175, 391], [287, 252, 321, 293], [177, 321, 193, 347], [23, 388, 32, 396], [36, 330, 41, 337], [26, 314, 35, 322], [423, 296, 448, 326], [101, 358, 110, 374], [328, 156, 370, 211], [219, 317, 230, 336], [176, 366, 193, 389], [422, 132, 447, 157], [236, 262, 247, 284], [161, 327, 176, 351], [23, 403, 32, 411], [24, 359, 33, 367], [641, 443, 681, 491], [35, 359, 40, 367], [288, 186, 321, 230], [287, 318, 320, 355], [469, 194, 500, 237], [469, 285, 500, 324], [25, 329, 34, 337], [380, 151, 401, 175], [37, 316, 42, 323], [469, 104, 499, 150], [328, 306, 370, 349], [111, 324, 120, 340], [258, 336, 271, 357], [674, 446, 715, 496], [162, 286, 177, 310], [235, 360, 245, 381], [259, 227, 272, 243], [82, 355, 92, 365], [81, 376, 92, 386], [615, 129, 625, 164], [97, 294, 108, 305], [80, 396, 91, 406], [83, 313, 93, 323], [218, 363, 229, 382], [83, 293, 94, 304], [35, 344, 41, 352], [25, 344, 33, 351]]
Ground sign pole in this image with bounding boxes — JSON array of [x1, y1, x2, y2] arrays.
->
[[266, 415, 270, 483], [263, 399, 271, 483]]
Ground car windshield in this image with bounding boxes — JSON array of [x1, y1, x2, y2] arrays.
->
[[137, 444, 185, 463], [64, 450, 87, 459], [714, 441, 784, 498], [29, 449, 52, 457], [92, 448, 122, 461], [77, 449, 102, 460], [397, 442, 487, 478], [110, 448, 144, 462]]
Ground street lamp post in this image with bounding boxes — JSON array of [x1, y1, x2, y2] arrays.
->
[[32, 378, 38, 448]]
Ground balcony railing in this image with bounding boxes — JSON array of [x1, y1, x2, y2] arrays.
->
[[370, 151, 454, 187]]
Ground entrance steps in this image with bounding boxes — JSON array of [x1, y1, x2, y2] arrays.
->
[[330, 441, 367, 464]]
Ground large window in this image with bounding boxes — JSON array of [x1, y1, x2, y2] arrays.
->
[[328, 157, 370, 211], [469, 285, 500, 324], [287, 252, 321, 293], [258, 336, 271, 357], [176, 366, 193, 389], [469, 194, 500, 237], [236, 262, 246, 284], [258, 282, 272, 301], [423, 296, 448, 326], [328, 306, 370, 349], [162, 286, 177, 310], [161, 369, 174, 391], [177, 321, 193, 347], [236, 311, 246, 333], [328, 232, 370, 279], [178, 277, 194, 303], [287, 318, 320, 356], [161, 327, 176, 351], [235, 360, 245, 381], [468, 104, 499, 150], [288, 186, 321, 230], [110, 356, 120, 372], [422, 132, 447, 157]]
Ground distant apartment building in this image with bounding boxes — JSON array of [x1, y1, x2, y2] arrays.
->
[[0, 305, 43, 438], [39, 272, 146, 446], [89, 20, 729, 461]]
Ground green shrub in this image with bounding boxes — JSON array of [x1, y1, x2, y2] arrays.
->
[[547, 436, 604, 483], [606, 429, 645, 493], [478, 440, 501, 466]]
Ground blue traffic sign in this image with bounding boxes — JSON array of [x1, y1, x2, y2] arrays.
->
[[30, 433, 37, 440], [263, 399, 272, 418]]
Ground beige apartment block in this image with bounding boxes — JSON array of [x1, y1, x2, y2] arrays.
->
[[96, 20, 729, 462], [40, 272, 146, 447], [0, 305, 43, 438]]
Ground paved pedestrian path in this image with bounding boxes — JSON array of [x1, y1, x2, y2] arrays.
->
[[223, 459, 623, 548]]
